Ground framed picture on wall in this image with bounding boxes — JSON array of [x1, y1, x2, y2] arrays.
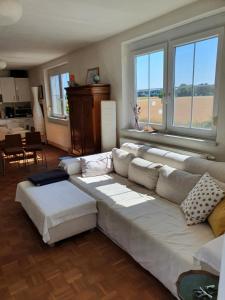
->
[[86, 67, 99, 85]]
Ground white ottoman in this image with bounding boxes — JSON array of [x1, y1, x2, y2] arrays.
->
[[15, 180, 97, 245]]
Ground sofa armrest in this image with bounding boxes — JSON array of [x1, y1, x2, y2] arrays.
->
[[58, 152, 112, 175], [194, 234, 225, 274]]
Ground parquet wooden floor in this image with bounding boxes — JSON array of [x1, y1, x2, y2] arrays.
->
[[0, 145, 175, 300]]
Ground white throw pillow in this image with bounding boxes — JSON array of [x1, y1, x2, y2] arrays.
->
[[181, 173, 225, 225], [128, 157, 161, 190], [194, 234, 225, 273], [156, 165, 201, 205], [112, 148, 135, 177], [80, 153, 113, 177]]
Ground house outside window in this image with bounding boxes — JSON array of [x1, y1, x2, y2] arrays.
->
[[134, 28, 223, 139]]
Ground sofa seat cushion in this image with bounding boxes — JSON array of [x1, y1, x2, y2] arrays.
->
[[70, 172, 214, 296]]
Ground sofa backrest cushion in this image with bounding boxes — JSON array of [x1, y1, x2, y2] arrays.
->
[[120, 142, 147, 156], [120, 143, 225, 183], [112, 148, 135, 177], [128, 158, 162, 190], [156, 165, 201, 205]]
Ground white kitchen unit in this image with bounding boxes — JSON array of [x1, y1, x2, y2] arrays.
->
[[0, 77, 17, 103], [15, 78, 31, 102], [0, 117, 34, 141], [0, 117, 33, 130], [0, 77, 31, 103]]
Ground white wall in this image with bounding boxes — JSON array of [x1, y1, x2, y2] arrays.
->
[[29, 0, 225, 156]]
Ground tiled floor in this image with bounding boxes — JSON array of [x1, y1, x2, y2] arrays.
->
[[0, 145, 175, 300]]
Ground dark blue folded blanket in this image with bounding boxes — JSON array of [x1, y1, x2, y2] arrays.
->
[[28, 169, 69, 186]]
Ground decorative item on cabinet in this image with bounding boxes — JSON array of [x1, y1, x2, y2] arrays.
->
[[86, 67, 99, 85], [68, 74, 79, 87], [66, 84, 110, 156]]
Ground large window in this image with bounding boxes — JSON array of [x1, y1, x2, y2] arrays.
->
[[134, 29, 221, 138], [49, 72, 69, 118]]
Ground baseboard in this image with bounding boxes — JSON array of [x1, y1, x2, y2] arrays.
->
[[47, 140, 70, 152]]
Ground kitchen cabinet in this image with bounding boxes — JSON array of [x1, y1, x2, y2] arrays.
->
[[15, 78, 31, 102], [0, 77, 31, 103], [0, 77, 17, 103]]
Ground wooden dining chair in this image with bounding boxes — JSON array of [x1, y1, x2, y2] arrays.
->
[[24, 132, 47, 167], [3, 134, 27, 171]]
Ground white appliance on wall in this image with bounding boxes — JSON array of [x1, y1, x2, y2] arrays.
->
[[101, 100, 116, 152]]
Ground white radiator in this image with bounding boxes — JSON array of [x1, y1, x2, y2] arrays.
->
[[101, 101, 116, 152]]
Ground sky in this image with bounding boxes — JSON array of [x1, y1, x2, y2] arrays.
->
[[136, 36, 218, 90]]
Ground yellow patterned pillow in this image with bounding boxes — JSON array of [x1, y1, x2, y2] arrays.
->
[[208, 197, 225, 236]]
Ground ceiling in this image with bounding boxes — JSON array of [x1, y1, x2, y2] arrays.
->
[[0, 0, 198, 69]]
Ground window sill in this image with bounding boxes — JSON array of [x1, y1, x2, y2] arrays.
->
[[48, 116, 69, 126], [120, 128, 218, 154]]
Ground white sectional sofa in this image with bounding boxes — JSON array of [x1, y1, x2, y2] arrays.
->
[[59, 143, 225, 298]]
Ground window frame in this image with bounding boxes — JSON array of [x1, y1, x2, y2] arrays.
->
[[49, 72, 69, 120], [133, 42, 168, 131], [167, 28, 224, 139], [132, 27, 224, 139]]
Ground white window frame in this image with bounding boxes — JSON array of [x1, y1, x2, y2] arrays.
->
[[167, 27, 224, 139], [132, 27, 224, 139], [49, 72, 69, 119], [133, 42, 167, 131]]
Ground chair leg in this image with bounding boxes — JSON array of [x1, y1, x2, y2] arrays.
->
[[43, 149, 47, 168], [23, 151, 27, 168], [1, 155, 6, 176]]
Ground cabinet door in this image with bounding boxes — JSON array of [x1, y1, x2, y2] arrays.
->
[[0, 78, 17, 102], [82, 97, 95, 155], [69, 96, 83, 156], [15, 78, 31, 102]]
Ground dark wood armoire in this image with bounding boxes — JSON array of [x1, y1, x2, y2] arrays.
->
[[66, 84, 110, 156]]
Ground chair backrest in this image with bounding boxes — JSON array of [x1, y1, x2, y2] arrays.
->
[[5, 134, 23, 148], [25, 132, 42, 145]]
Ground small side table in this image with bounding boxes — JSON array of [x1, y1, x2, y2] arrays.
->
[[176, 270, 219, 300]]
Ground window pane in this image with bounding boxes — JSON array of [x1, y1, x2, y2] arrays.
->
[[173, 43, 194, 127], [149, 50, 164, 124], [50, 75, 62, 115], [61, 73, 69, 115], [136, 50, 164, 125], [173, 36, 218, 130], [136, 54, 149, 123], [192, 37, 218, 129]]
